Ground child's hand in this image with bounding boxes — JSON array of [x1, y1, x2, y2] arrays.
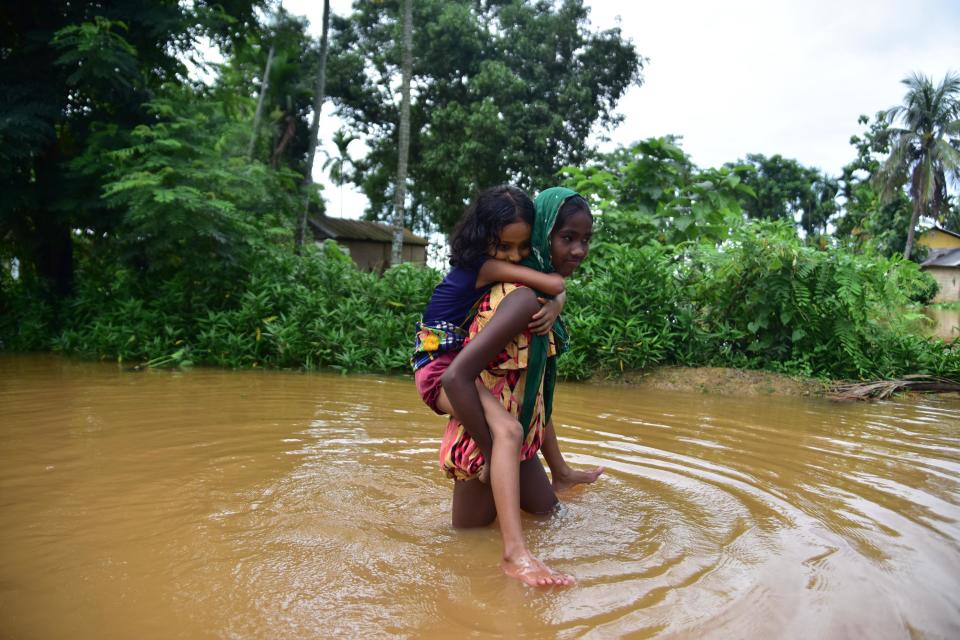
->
[[529, 291, 566, 335]]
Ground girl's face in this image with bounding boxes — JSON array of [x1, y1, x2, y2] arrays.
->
[[489, 220, 531, 263], [550, 210, 592, 277]]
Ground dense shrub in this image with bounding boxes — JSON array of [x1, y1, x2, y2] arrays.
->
[[46, 241, 437, 372], [3, 224, 957, 381], [562, 241, 688, 379], [0, 272, 56, 351], [907, 270, 940, 305], [684, 221, 957, 378]]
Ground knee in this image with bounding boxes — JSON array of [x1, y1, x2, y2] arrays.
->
[[525, 495, 559, 516], [452, 511, 496, 529], [489, 416, 522, 447]]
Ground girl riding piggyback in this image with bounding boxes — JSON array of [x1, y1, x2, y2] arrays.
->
[[412, 185, 566, 433]]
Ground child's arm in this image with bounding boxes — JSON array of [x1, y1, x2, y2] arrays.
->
[[477, 259, 565, 296], [529, 290, 566, 335]]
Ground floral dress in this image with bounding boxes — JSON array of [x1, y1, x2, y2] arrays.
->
[[439, 283, 556, 480]]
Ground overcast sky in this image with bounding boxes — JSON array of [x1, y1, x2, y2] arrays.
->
[[282, 0, 960, 220]]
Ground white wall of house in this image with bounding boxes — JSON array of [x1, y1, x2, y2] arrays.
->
[[926, 267, 960, 303]]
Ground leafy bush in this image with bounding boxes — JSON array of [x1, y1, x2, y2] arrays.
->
[[563, 241, 689, 379], [46, 241, 438, 372], [905, 269, 939, 304], [5, 230, 958, 381], [0, 274, 56, 351], [685, 221, 956, 378]]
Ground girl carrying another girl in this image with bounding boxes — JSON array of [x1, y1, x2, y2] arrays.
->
[[412, 185, 567, 482], [440, 187, 602, 587]]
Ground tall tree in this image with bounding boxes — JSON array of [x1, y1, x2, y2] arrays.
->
[[247, 42, 275, 158], [214, 8, 317, 174], [295, 0, 331, 254], [0, 0, 261, 300], [875, 72, 960, 260], [833, 114, 913, 256], [326, 0, 644, 233], [734, 154, 838, 236], [390, 0, 413, 266]]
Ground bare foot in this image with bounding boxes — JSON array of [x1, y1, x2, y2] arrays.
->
[[501, 552, 575, 587], [552, 465, 604, 494]]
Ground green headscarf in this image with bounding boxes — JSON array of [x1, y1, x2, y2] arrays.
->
[[516, 186, 576, 435]]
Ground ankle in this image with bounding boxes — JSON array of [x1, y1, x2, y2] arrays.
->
[[502, 543, 530, 563]]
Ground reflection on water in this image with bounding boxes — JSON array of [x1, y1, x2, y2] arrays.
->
[[1, 354, 959, 639], [925, 306, 960, 341]]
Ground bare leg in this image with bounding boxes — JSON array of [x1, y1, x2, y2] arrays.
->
[[518, 455, 560, 513], [498, 457, 573, 586], [435, 382, 492, 451], [451, 477, 496, 528], [451, 463, 574, 587], [541, 419, 604, 493], [444, 386, 573, 587]]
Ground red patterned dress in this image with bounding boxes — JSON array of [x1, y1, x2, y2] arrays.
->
[[439, 283, 556, 480]]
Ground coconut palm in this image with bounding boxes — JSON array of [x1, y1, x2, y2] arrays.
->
[[322, 129, 358, 217], [876, 71, 960, 260]]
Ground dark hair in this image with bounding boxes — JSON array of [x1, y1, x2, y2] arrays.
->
[[553, 195, 592, 231], [449, 185, 535, 267]]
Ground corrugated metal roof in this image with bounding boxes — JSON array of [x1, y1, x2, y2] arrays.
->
[[922, 248, 960, 268], [309, 216, 429, 245]]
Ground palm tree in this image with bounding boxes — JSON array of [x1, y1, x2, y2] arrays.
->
[[876, 71, 960, 260], [322, 129, 358, 217]]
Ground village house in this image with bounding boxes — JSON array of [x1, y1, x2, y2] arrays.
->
[[308, 215, 429, 272], [918, 226, 960, 303]]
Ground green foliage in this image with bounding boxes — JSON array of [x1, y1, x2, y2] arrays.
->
[[562, 242, 687, 379], [0, 270, 56, 351], [0, 0, 266, 300], [5, 224, 957, 381], [326, 0, 644, 233], [907, 270, 940, 305], [98, 94, 301, 281], [51, 17, 141, 95], [214, 7, 320, 173], [561, 138, 753, 247], [833, 114, 915, 257], [3, 18, 957, 387], [685, 221, 957, 378], [874, 72, 960, 259], [45, 243, 437, 372], [732, 153, 839, 236]]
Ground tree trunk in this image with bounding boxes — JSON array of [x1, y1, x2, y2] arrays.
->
[[903, 196, 922, 260], [35, 213, 73, 300], [34, 141, 73, 300], [295, 0, 331, 254], [390, 0, 413, 267], [247, 43, 275, 159]]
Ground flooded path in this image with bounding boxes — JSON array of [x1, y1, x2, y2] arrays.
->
[[1, 355, 958, 639]]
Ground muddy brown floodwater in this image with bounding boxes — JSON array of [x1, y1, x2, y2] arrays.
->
[[1, 354, 959, 639]]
